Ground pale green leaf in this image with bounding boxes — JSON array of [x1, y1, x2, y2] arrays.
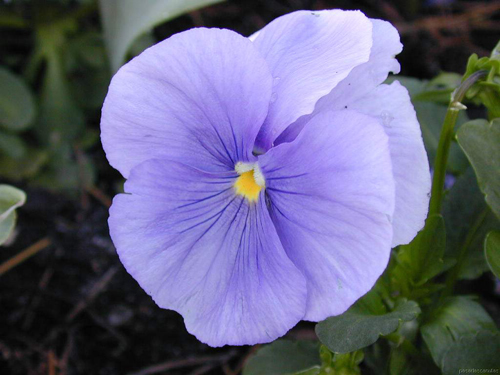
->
[[0, 184, 26, 245], [99, 0, 225, 71]]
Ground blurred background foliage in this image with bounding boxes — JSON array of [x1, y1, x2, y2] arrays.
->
[[0, 0, 499, 374]]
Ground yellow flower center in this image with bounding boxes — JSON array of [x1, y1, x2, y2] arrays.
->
[[234, 162, 265, 202]]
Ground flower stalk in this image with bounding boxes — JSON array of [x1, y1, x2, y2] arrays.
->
[[428, 70, 488, 216]]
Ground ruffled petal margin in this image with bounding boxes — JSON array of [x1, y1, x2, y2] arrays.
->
[[250, 10, 373, 151]]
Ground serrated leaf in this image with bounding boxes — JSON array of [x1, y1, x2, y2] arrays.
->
[[243, 340, 320, 375], [0, 184, 26, 245], [485, 231, 500, 278], [443, 168, 500, 279], [457, 118, 500, 219], [421, 296, 497, 368], [0, 67, 36, 131], [441, 331, 500, 375], [99, 0, 225, 71], [316, 299, 420, 354]]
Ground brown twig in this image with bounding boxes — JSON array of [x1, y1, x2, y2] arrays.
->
[[48, 350, 57, 375], [0, 237, 51, 276], [58, 330, 74, 375], [395, 2, 500, 35], [188, 364, 217, 375], [86, 186, 112, 208], [128, 351, 237, 375], [65, 265, 119, 322]]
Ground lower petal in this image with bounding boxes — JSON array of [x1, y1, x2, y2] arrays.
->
[[259, 110, 395, 321], [109, 159, 307, 346]]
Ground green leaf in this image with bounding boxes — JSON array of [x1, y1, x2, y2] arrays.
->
[[442, 168, 500, 279], [0, 184, 26, 245], [441, 331, 500, 375], [392, 215, 448, 292], [316, 299, 420, 354], [99, 0, 225, 71], [421, 296, 497, 369], [0, 67, 36, 131], [243, 340, 320, 375], [0, 148, 49, 181], [457, 118, 500, 219], [291, 367, 320, 375], [0, 132, 27, 159], [387, 76, 469, 173], [412, 72, 462, 104], [67, 32, 111, 110], [485, 231, 500, 278]]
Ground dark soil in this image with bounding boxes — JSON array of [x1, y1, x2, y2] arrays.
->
[[1, 1, 499, 374]]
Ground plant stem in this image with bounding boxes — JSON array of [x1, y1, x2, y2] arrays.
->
[[428, 70, 488, 216], [440, 207, 489, 301]]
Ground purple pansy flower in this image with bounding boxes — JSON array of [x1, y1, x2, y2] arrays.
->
[[101, 9, 431, 347]]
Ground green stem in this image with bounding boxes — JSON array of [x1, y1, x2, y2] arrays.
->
[[428, 70, 488, 216], [440, 207, 489, 301]]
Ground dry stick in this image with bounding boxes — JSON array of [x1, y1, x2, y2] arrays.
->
[[58, 329, 75, 375], [22, 266, 55, 329], [395, 2, 500, 35], [188, 364, 217, 375], [86, 186, 112, 208], [43, 266, 119, 347], [47, 350, 57, 375], [128, 351, 237, 375], [65, 265, 119, 322], [0, 237, 51, 276]]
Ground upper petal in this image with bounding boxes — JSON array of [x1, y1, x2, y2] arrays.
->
[[109, 159, 307, 346], [346, 82, 431, 246], [250, 10, 373, 151], [101, 28, 273, 178], [276, 18, 402, 144], [259, 110, 395, 321]]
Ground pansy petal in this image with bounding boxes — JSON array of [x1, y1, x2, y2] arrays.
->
[[259, 110, 395, 321], [109, 159, 307, 346], [101, 28, 273, 178], [250, 10, 373, 150], [276, 18, 402, 144], [346, 82, 431, 246]]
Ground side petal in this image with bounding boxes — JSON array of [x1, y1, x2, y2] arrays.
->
[[276, 18, 402, 144], [259, 110, 395, 321], [250, 10, 372, 150], [101, 28, 273, 178], [109, 159, 307, 347], [346, 82, 431, 246]]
